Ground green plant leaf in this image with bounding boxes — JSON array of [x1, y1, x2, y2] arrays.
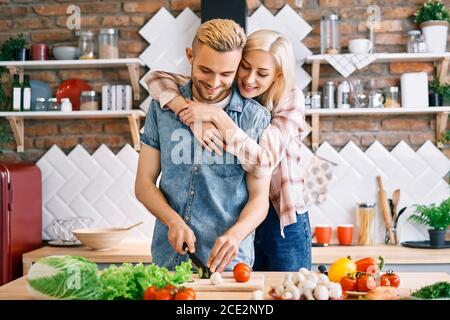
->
[[414, 0, 450, 25], [408, 197, 450, 229]]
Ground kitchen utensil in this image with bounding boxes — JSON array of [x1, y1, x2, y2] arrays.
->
[[401, 241, 450, 249], [30, 80, 52, 110], [348, 39, 372, 54], [186, 272, 265, 292], [55, 79, 92, 110], [395, 206, 407, 225], [392, 189, 401, 224], [122, 221, 143, 231], [388, 199, 395, 220], [53, 46, 80, 60], [376, 176, 396, 245], [182, 243, 211, 279], [72, 227, 130, 251]]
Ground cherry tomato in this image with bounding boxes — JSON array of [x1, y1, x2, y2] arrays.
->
[[380, 274, 391, 287], [154, 288, 172, 300], [143, 286, 157, 300], [233, 262, 251, 283], [340, 276, 357, 292], [174, 288, 196, 300], [357, 274, 376, 292], [387, 273, 400, 288], [164, 284, 178, 296]]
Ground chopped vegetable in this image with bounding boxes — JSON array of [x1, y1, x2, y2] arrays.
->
[[411, 282, 450, 299], [210, 272, 224, 285]]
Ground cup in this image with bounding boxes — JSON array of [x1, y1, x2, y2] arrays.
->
[[348, 39, 372, 54], [315, 225, 332, 244], [31, 43, 49, 60], [337, 224, 354, 245], [14, 48, 30, 61]]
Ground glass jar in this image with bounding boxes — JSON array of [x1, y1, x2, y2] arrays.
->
[[47, 98, 60, 111], [80, 91, 98, 111], [78, 31, 96, 59], [320, 14, 341, 54], [99, 28, 119, 59], [310, 91, 321, 109], [383, 86, 400, 108], [407, 30, 421, 53], [416, 34, 427, 53], [33, 97, 47, 111], [357, 203, 376, 246]]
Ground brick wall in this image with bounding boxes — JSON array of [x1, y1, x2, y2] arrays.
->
[[0, 0, 449, 161]]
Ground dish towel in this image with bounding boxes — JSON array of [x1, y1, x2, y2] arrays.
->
[[325, 54, 376, 77]]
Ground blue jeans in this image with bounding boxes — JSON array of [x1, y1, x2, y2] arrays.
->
[[253, 203, 312, 271]]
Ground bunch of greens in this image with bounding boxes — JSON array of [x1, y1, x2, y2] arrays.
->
[[408, 197, 450, 230], [429, 78, 450, 103], [100, 260, 193, 300], [414, 0, 450, 25], [411, 281, 450, 299]]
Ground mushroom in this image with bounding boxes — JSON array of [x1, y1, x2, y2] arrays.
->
[[328, 282, 343, 299], [274, 284, 285, 297], [210, 272, 224, 285], [293, 272, 305, 285], [301, 279, 316, 291], [317, 273, 330, 286], [314, 285, 329, 300], [298, 267, 310, 276], [281, 291, 294, 300], [303, 288, 315, 300], [306, 272, 319, 284], [251, 290, 264, 300]]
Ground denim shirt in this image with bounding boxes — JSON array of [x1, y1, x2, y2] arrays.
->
[[140, 81, 270, 270]]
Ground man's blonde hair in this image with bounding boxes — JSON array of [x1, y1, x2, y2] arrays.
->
[[193, 19, 246, 52]]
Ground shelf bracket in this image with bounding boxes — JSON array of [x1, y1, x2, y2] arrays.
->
[[437, 58, 450, 84], [7, 66, 24, 83], [7, 116, 24, 153], [311, 61, 321, 93], [128, 113, 141, 151], [127, 63, 140, 101], [311, 113, 320, 152], [436, 111, 449, 149]]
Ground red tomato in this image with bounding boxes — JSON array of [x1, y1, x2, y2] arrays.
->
[[380, 274, 391, 287], [174, 288, 196, 300], [233, 262, 251, 283], [143, 286, 157, 300], [154, 288, 172, 300], [164, 284, 178, 296], [340, 276, 357, 292], [357, 274, 376, 292], [387, 273, 400, 288]]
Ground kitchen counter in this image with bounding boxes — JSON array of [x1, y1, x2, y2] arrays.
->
[[22, 243, 450, 275], [0, 272, 449, 300]]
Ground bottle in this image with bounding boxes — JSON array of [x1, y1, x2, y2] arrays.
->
[[337, 81, 350, 109], [12, 74, 21, 112], [60, 98, 72, 112], [21, 74, 31, 112], [322, 81, 335, 108]]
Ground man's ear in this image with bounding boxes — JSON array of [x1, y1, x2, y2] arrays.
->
[[186, 47, 193, 65]]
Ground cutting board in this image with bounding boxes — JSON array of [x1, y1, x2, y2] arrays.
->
[[184, 272, 264, 292]]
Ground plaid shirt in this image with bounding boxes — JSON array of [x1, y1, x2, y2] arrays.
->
[[145, 71, 307, 237]]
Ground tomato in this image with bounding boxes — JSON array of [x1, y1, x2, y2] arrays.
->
[[164, 284, 178, 296], [154, 288, 172, 300], [328, 257, 357, 283], [340, 276, 357, 292], [174, 288, 196, 300], [387, 273, 400, 288], [356, 274, 376, 292], [380, 274, 391, 287], [233, 262, 251, 283], [143, 286, 157, 300]]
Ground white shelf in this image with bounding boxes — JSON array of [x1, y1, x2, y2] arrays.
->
[[306, 106, 450, 116], [0, 58, 144, 70], [0, 110, 146, 153]]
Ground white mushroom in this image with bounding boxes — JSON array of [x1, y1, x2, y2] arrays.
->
[[293, 272, 305, 285], [317, 273, 330, 286], [298, 267, 310, 276], [251, 290, 264, 300], [328, 283, 343, 299], [210, 272, 224, 285], [303, 288, 315, 300], [281, 291, 294, 300], [287, 286, 301, 300], [274, 284, 285, 296], [314, 285, 329, 300], [285, 283, 298, 293], [306, 272, 319, 285], [301, 279, 316, 291]]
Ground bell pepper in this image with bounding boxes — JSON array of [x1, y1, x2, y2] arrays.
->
[[355, 256, 385, 274]]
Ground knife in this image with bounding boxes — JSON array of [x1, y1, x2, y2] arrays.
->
[[182, 243, 212, 279]]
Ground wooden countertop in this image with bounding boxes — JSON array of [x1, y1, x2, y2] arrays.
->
[[1, 272, 449, 300], [21, 243, 450, 275]]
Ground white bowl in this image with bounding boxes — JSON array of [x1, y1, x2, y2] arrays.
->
[[72, 228, 129, 250], [53, 46, 80, 60]]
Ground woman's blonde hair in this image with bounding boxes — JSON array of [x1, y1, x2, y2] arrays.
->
[[244, 30, 295, 112]]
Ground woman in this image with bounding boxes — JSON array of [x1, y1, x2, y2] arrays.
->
[[145, 30, 311, 272]]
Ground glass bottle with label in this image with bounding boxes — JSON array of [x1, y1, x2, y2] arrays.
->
[[12, 74, 21, 112], [337, 81, 350, 109], [21, 74, 31, 112]]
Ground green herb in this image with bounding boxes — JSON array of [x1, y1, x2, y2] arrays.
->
[[411, 281, 450, 299], [415, 0, 450, 25], [408, 197, 450, 230], [100, 260, 193, 300], [429, 78, 450, 104]]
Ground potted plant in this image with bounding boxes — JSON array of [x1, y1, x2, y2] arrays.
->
[[414, 0, 450, 53], [428, 79, 450, 106], [408, 197, 450, 247]]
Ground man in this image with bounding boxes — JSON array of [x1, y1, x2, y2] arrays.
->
[[135, 19, 271, 272]]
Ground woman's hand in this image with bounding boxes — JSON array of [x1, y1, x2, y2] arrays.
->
[[190, 122, 225, 156], [207, 232, 241, 273], [178, 101, 220, 126]]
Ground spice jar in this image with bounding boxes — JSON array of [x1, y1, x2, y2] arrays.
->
[[33, 97, 47, 111], [80, 91, 98, 111], [383, 86, 400, 108], [357, 203, 376, 246], [99, 28, 119, 59], [78, 31, 96, 59], [47, 98, 61, 111]]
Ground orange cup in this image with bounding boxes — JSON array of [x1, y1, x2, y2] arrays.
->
[[337, 224, 354, 245], [315, 225, 332, 244]]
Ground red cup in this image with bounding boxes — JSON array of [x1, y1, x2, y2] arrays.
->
[[32, 44, 49, 60], [337, 224, 354, 245], [315, 225, 332, 244]]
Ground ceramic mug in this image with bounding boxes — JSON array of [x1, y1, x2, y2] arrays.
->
[[349, 39, 372, 54], [315, 225, 332, 244], [337, 224, 354, 245]]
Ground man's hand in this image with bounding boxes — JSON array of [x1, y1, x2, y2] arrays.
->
[[207, 232, 241, 273], [190, 122, 225, 156], [167, 217, 196, 255]]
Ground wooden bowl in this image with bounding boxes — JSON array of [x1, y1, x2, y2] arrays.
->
[[72, 228, 129, 251]]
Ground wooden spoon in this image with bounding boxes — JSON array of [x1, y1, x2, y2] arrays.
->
[[392, 189, 401, 226], [121, 221, 144, 231]]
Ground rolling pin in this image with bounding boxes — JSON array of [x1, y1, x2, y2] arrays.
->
[[376, 176, 396, 244]]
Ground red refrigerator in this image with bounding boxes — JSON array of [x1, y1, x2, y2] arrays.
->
[[0, 163, 42, 285]]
